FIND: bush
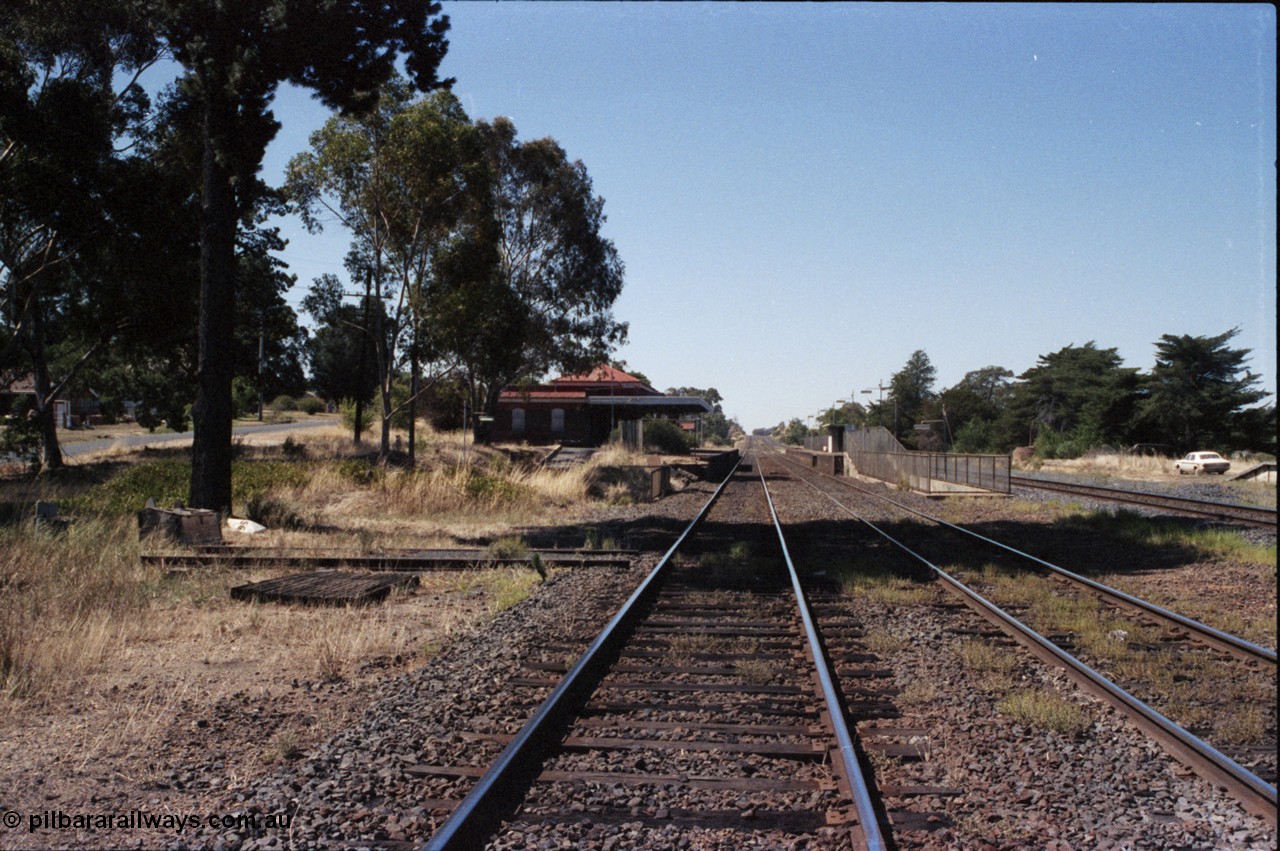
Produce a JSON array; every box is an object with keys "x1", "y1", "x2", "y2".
[
  {"x1": 240, "y1": 491, "x2": 306, "y2": 529},
  {"x1": 1033, "y1": 427, "x2": 1089, "y2": 460},
  {"x1": 335, "y1": 458, "x2": 382, "y2": 486},
  {"x1": 271, "y1": 394, "x2": 299, "y2": 412},
  {"x1": 642, "y1": 417, "x2": 693, "y2": 455},
  {"x1": 1, "y1": 405, "x2": 41, "y2": 470},
  {"x1": 231, "y1": 376, "x2": 258, "y2": 419},
  {"x1": 339, "y1": 398, "x2": 374, "y2": 438},
  {"x1": 373, "y1": 379, "x2": 415, "y2": 429},
  {"x1": 464, "y1": 471, "x2": 528, "y2": 503},
  {"x1": 298, "y1": 396, "x2": 326, "y2": 415},
  {"x1": 952, "y1": 418, "x2": 1000, "y2": 454}
]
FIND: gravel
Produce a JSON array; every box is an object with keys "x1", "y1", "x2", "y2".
[{"x1": 173, "y1": 462, "x2": 1274, "y2": 850}]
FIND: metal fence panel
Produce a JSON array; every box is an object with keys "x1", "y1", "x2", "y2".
[
  {"x1": 847, "y1": 448, "x2": 1009, "y2": 493},
  {"x1": 795, "y1": 428, "x2": 1009, "y2": 493}
]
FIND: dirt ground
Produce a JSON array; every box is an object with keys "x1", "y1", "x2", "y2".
[{"x1": 0, "y1": 561, "x2": 537, "y2": 850}]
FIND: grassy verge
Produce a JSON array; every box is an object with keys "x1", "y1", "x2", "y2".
[
  {"x1": 1063, "y1": 509, "x2": 1276, "y2": 566},
  {"x1": 0, "y1": 434, "x2": 633, "y2": 709}
]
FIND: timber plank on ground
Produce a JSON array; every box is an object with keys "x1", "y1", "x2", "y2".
[
  {"x1": 229, "y1": 570, "x2": 418, "y2": 605},
  {"x1": 143, "y1": 546, "x2": 633, "y2": 571}
]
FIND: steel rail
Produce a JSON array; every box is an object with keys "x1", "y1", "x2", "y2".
[
  {"x1": 757, "y1": 464, "x2": 888, "y2": 851},
  {"x1": 1011, "y1": 475, "x2": 1277, "y2": 529},
  {"x1": 772, "y1": 450, "x2": 1276, "y2": 667},
  {"x1": 762, "y1": 453, "x2": 1278, "y2": 826},
  {"x1": 422, "y1": 453, "x2": 744, "y2": 850}
]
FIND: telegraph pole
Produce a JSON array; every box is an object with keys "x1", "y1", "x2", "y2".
[
  {"x1": 257, "y1": 324, "x2": 264, "y2": 422},
  {"x1": 350, "y1": 272, "x2": 372, "y2": 446}
]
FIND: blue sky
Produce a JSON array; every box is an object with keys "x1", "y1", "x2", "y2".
[{"x1": 260, "y1": 3, "x2": 1276, "y2": 430}]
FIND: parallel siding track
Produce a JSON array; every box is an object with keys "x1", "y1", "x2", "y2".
[
  {"x1": 764, "y1": 447, "x2": 1276, "y2": 825},
  {"x1": 1011, "y1": 475, "x2": 1277, "y2": 529}
]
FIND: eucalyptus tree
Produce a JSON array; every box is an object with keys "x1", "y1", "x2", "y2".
[
  {"x1": 470, "y1": 117, "x2": 627, "y2": 414},
  {"x1": 154, "y1": 0, "x2": 451, "y2": 509},
  {"x1": 937, "y1": 366, "x2": 1013, "y2": 452},
  {"x1": 301, "y1": 272, "x2": 380, "y2": 438},
  {"x1": 288, "y1": 85, "x2": 487, "y2": 458}
]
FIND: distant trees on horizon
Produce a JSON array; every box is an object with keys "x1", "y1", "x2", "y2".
[{"x1": 779, "y1": 328, "x2": 1275, "y2": 457}]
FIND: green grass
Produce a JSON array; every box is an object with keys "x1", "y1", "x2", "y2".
[
  {"x1": 834, "y1": 550, "x2": 932, "y2": 605},
  {"x1": 997, "y1": 689, "x2": 1091, "y2": 737},
  {"x1": 62, "y1": 459, "x2": 312, "y2": 515},
  {"x1": 1066, "y1": 509, "x2": 1276, "y2": 566}
]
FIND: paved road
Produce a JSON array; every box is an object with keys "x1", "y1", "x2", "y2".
[{"x1": 59, "y1": 418, "x2": 336, "y2": 457}]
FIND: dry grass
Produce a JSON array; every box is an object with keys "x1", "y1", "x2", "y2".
[
  {"x1": 0, "y1": 425, "x2": 620, "y2": 712},
  {"x1": 667, "y1": 630, "x2": 719, "y2": 661},
  {"x1": 735, "y1": 659, "x2": 776, "y2": 686},
  {"x1": 861, "y1": 629, "x2": 907, "y2": 656},
  {"x1": 666, "y1": 630, "x2": 760, "y2": 663},
  {"x1": 997, "y1": 688, "x2": 1091, "y2": 736},
  {"x1": 954, "y1": 638, "x2": 1018, "y2": 675},
  {"x1": 1014, "y1": 450, "x2": 1277, "y2": 508},
  {"x1": 899, "y1": 679, "x2": 939, "y2": 705}
]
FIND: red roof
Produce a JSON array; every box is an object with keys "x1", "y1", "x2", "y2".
[
  {"x1": 553, "y1": 364, "x2": 646, "y2": 385},
  {"x1": 551, "y1": 365, "x2": 660, "y2": 396},
  {"x1": 498, "y1": 365, "x2": 664, "y2": 406}
]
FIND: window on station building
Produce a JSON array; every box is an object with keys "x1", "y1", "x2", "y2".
[
  {"x1": 512, "y1": 408, "x2": 525, "y2": 433},
  {"x1": 550, "y1": 408, "x2": 565, "y2": 434}
]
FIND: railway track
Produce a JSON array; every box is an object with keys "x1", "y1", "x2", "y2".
[
  {"x1": 176, "y1": 439, "x2": 1276, "y2": 848},
  {"x1": 1011, "y1": 474, "x2": 1277, "y2": 529},
  {"x1": 780, "y1": 453, "x2": 1275, "y2": 667},
  {"x1": 762, "y1": 447, "x2": 1277, "y2": 825},
  {"x1": 424, "y1": 453, "x2": 902, "y2": 849}
]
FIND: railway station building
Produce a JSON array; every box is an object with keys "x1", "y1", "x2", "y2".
[{"x1": 491, "y1": 365, "x2": 712, "y2": 446}]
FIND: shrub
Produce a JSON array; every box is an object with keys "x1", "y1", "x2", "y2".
[
  {"x1": 464, "y1": 471, "x2": 527, "y2": 504},
  {"x1": 336, "y1": 458, "x2": 382, "y2": 486},
  {"x1": 643, "y1": 417, "x2": 693, "y2": 455},
  {"x1": 298, "y1": 396, "x2": 326, "y2": 415},
  {"x1": 62, "y1": 458, "x2": 311, "y2": 517},
  {"x1": 339, "y1": 398, "x2": 374, "y2": 438},
  {"x1": 271, "y1": 394, "x2": 299, "y2": 412},
  {"x1": 232, "y1": 376, "x2": 258, "y2": 419},
  {"x1": 1, "y1": 406, "x2": 41, "y2": 471},
  {"x1": 952, "y1": 418, "x2": 1000, "y2": 454},
  {"x1": 240, "y1": 491, "x2": 306, "y2": 529}
]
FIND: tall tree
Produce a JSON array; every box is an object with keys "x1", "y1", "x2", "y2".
[
  {"x1": 155, "y1": 0, "x2": 451, "y2": 509},
  {"x1": 301, "y1": 273, "x2": 380, "y2": 420},
  {"x1": 287, "y1": 85, "x2": 486, "y2": 458},
  {"x1": 1136, "y1": 328, "x2": 1270, "y2": 453},
  {"x1": 937, "y1": 366, "x2": 1013, "y2": 451},
  {"x1": 470, "y1": 116, "x2": 627, "y2": 414},
  {"x1": 999, "y1": 342, "x2": 1140, "y2": 453},
  {"x1": 0, "y1": 0, "x2": 157, "y2": 468},
  {"x1": 887, "y1": 349, "x2": 936, "y2": 442}
]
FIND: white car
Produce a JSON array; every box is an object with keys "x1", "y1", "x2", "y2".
[{"x1": 1174, "y1": 451, "x2": 1230, "y2": 475}]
